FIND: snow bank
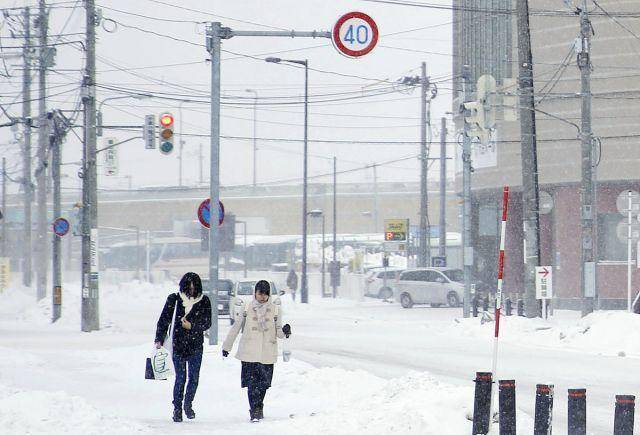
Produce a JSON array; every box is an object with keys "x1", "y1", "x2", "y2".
[
  {"x1": 0, "y1": 384, "x2": 150, "y2": 435},
  {"x1": 454, "y1": 310, "x2": 640, "y2": 357}
]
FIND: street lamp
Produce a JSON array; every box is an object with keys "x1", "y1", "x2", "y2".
[
  {"x1": 308, "y1": 209, "x2": 326, "y2": 298},
  {"x1": 97, "y1": 94, "x2": 150, "y2": 137},
  {"x1": 245, "y1": 89, "x2": 258, "y2": 187},
  {"x1": 266, "y1": 56, "x2": 310, "y2": 303}
]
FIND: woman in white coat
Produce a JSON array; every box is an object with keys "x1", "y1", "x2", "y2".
[{"x1": 222, "y1": 280, "x2": 291, "y2": 422}]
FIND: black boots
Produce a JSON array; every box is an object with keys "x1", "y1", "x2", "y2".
[
  {"x1": 172, "y1": 408, "x2": 182, "y2": 422},
  {"x1": 184, "y1": 405, "x2": 196, "y2": 419},
  {"x1": 256, "y1": 406, "x2": 264, "y2": 420},
  {"x1": 250, "y1": 407, "x2": 264, "y2": 422}
]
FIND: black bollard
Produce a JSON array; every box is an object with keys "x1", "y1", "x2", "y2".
[
  {"x1": 483, "y1": 296, "x2": 489, "y2": 312},
  {"x1": 472, "y1": 295, "x2": 479, "y2": 317},
  {"x1": 534, "y1": 384, "x2": 554, "y2": 434},
  {"x1": 505, "y1": 298, "x2": 513, "y2": 316},
  {"x1": 614, "y1": 395, "x2": 635, "y2": 435},
  {"x1": 472, "y1": 372, "x2": 493, "y2": 434},
  {"x1": 499, "y1": 380, "x2": 516, "y2": 435},
  {"x1": 517, "y1": 299, "x2": 524, "y2": 316},
  {"x1": 568, "y1": 389, "x2": 587, "y2": 435}
]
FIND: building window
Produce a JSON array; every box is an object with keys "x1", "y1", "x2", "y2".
[{"x1": 597, "y1": 213, "x2": 626, "y2": 261}]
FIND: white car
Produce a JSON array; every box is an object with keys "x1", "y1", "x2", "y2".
[
  {"x1": 363, "y1": 268, "x2": 403, "y2": 299},
  {"x1": 229, "y1": 279, "x2": 282, "y2": 324},
  {"x1": 394, "y1": 268, "x2": 464, "y2": 308}
]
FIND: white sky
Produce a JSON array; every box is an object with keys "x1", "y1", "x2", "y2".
[{"x1": 1, "y1": 0, "x2": 454, "y2": 194}]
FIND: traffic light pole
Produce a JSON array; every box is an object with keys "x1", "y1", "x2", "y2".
[
  {"x1": 206, "y1": 24, "x2": 331, "y2": 341},
  {"x1": 22, "y1": 7, "x2": 33, "y2": 288}
]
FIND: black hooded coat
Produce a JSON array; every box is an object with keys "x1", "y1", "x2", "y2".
[{"x1": 155, "y1": 291, "x2": 212, "y2": 357}]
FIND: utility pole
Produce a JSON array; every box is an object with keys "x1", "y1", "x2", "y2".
[
  {"x1": 1, "y1": 158, "x2": 6, "y2": 258},
  {"x1": 462, "y1": 65, "x2": 473, "y2": 318},
  {"x1": 81, "y1": 0, "x2": 100, "y2": 331},
  {"x1": 332, "y1": 156, "x2": 337, "y2": 298},
  {"x1": 36, "y1": 0, "x2": 48, "y2": 301},
  {"x1": 439, "y1": 117, "x2": 447, "y2": 258},
  {"x1": 206, "y1": 22, "x2": 222, "y2": 344},
  {"x1": 22, "y1": 6, "x2": 33, "y2": 287},
  {"x1": 372, "y1": 164, "x2": 379, "y2": 233},
  {"x1": 516, "y1": 0, "x2": 541, "y2": 318},
  {"x1": 578, "y1": 1, "x2": 595, "y2": 316},
  {"x1": 198, "y1": 143, "x2": 203, "y2": 185},
  {"x1": 245, "y1": 89, "x2": 258, "y2": 187},
  {"x1": 50, "y1": 110, "x2": 68, "y2": 323},
  {"x1": 419, "y1": 62, "x2": 429, "y2": 267}
]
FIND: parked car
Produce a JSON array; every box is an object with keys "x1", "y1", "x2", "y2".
[
  {"x1": 394, "y1": 268, "x2": 464, "y2": 308},
  {"x1": 201, "y1": 278, "x2": 234, "y2": 316},
  {"x1": 229, "y1": 279, "x2": 283, "y2": 323},
  {"x1": 363, "y1": 268, "x2": 403, "y2": 299}
]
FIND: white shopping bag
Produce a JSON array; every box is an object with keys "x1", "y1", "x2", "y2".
[{"x1": 151, "y1": 346, "x2": 173, "y2": 380}]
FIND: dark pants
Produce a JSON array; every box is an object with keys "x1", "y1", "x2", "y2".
[
  {"x1": 172, "y1": 351, "x2": 202, "y2": 410},
  {"x1": 241, "y1": 361, "x2": 274, "y2": 411}
]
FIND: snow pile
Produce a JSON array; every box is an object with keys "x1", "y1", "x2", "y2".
[
  {"x1": 454, "y1": 310, "x2": 640, "y2": 357},
  {"x1": 0, "y1": 385, "x2": 150, "y2": 435}
]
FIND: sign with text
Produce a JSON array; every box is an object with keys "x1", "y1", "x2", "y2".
[
  {"x1": 535, "y1": 266, "x2": 553, "y2": 300},
  {"x1": 384, "y1": 219, "x2": 409, "y2": 242}
]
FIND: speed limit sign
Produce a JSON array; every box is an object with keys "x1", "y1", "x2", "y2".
[{"x1": 332, "y1": 12, "x2": 379, "y2": 58}]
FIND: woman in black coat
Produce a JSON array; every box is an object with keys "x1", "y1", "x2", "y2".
[{"x1": 155, "y1": 272, "x2": 211, "y2": 422}]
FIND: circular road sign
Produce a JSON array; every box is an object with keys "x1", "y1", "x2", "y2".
[
  {"x1": 197, "y1": 199, "x2": 224, "y2": 229},
  {"x1": 332, "y1": 12, "x2": 378, "y2": 58},
  {"x1": 52, "y1": 217, "x2": 70, "y2": 237}
]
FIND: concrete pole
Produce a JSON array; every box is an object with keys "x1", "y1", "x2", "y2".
[
  {"x1": 301, "y1": 60, "x2": 309, "y2": 304},
  {"x1": 372, "y1": 164, "x2": 379, "y2": 234},
  {"x1": 628, "y1": 192, "x2": 633, "y2": 312},
  {"x1": 136, "y1": 226, "x2": 140, "y2": 281},
  {"x1": 516, "y1": 0, "x2": 542, "y2": 317},
  {"x1": 22, "y1": 7, "x2": 33, "y2": 287},
  {"x1": 245, "y1": 89, "x2": 258, "y2": 187},
  {"x1": 36, "y1": 0, "x2": 48, "y2": 301},
  {"x1": 1, "y1": 158, "x2": 6, "y2": 258},
  {"x1": 462, "y1": 66, "x2": 473, "y2": 318},
  {"x1": 419, "y1": 62, "x2": 428, "y2": 268},
  {"x1": 207, "y1": 22, "x2": 222, "y2": 344},
  {"x1": 439, "y1": 117, "x2": 447, "y2": 258},
  {"x1": 81, "y1": 0, "x2": 100, "y2": 331},
  {"x1": 199, "y1": 143, "x2": 204, "y2": 185},
  {"x1": 146, "y1": 230, "x2": 150, "y2": 282},
  {"x1": 332, "y1": 156, "x2": 337, "y2": 298},
  {"x1": 178, "y1": 102, "x2": 184, "y2": 187},
  {"x1": 321, "y1": 214, "x2": 325, "y2": 297},
  {"x1": 579, "y1": 3, "x2": 595, "y2": 316},
  {"x1": 51, "y1": 113, "x2": 62, "y2": 322}
]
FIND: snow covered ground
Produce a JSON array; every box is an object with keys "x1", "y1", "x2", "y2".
[{"x1": 0, "y1": 279, "x2": 637, "y2": 434}]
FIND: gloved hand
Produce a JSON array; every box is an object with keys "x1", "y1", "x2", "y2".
[
  {"x1": 222, "y1": 350, "x2": 229, "y2": 358},
  {"x1": 282, "y1": 323, "x2": 291, "y2": 338}
]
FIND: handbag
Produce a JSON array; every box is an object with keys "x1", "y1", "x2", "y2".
[{"x1": 146, "y1": 293, "x2": 179, "y2": 380}]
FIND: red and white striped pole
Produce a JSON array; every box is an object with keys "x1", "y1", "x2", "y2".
[{"x1": 490, "y1": 186, "x2": 510, "y2": 422}]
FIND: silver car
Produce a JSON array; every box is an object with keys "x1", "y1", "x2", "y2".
[{"x1": 394, "y1": 268, "x2": 464, "y2": 308}]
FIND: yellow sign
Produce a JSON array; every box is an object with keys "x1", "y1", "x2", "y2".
[
  {"x1": 0, "y1": 257, "x2": 10, "y2": 293},
  {"x1": 384, "y1": 219, "x2": 409, "y2": 242}
]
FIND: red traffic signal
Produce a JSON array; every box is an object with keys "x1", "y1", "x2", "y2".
[
  {"x1": 159, "y1": 112, "x2": 174, "y2": 154},
  {"x1": 160, "y1": 113, "x2": 174, "y2": 127}
]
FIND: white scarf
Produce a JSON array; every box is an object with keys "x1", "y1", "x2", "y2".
[
  {"x1": 251, "y1": 299, "x2": 270, "y2": 331},
  {"x1": 179, "y1": 292, "x2": 203, "y2": 316}
]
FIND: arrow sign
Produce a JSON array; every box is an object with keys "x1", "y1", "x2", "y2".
[
  {"x1": 197, "y1": 199, "x2": 224, "y2": 229},
  {"x1": 535, "y1": 266, "x2": 553, "y2": 300},
  {"x1": 538, "y1": 267, "x2": 550, "y2": 278}
]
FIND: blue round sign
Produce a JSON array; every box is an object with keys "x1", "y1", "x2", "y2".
[{"x1": 52, "y1": 217, "x2": 70, "y2": 237}]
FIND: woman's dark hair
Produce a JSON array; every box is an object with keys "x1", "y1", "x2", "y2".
[
  {"x1": 179, "y1": 272, "x2": 203, "y2": 297},
  {"x1": 255, "y1": 280, "x2": 271, "y2": 296}
]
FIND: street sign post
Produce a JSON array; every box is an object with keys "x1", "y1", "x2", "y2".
[
  {"x1": 197, "y1": 198, "x2": 225, "y2": 229},
  {"x1": 384, "y1": 218, "x2": 409, "y2": 252},
  {"x1": 103, "y1": 138, "x2": 118, "y2": 176},
  {"x1": 52, "y1": 217, "x2": 70, "y2": 237},
  {"x1": 143, "y1": 115, "x2": 156, "y2": 149},
  {"x1": 0, "y1": 257, "x2": 9, "y2": 293},
  {"x1": 535, "y1": 266, "x2": 553, "y2": 319},
  {"x1": 332, "y1": 12, "x2": 378, "y2": 58}
]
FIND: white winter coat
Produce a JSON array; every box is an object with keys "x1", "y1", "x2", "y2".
[{"x1": 222, "y1": 299, "x2": 285, "y2": 364}]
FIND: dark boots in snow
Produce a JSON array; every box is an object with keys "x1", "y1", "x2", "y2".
[
  {"x1": 184, "y1": 405, "x2": 195, "y2": 419},
  {"x1": 173, "y1": 408, "x2": 183, "y2": 422}
]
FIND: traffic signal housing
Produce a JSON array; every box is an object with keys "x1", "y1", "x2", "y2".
[
  {"x1": 158, "y1": 112, "x2": 174, "y2": 154},
  {"x1": 463, "y1": 101, "x2": 489, "y2": 144}
]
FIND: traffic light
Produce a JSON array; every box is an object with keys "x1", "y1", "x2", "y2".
[
  {"x1": 158, "y1": 112, "x2": 174, "y2": 154},
  {"x1": 463, "y1": 101, "x2": 489, "y2": 144}
]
